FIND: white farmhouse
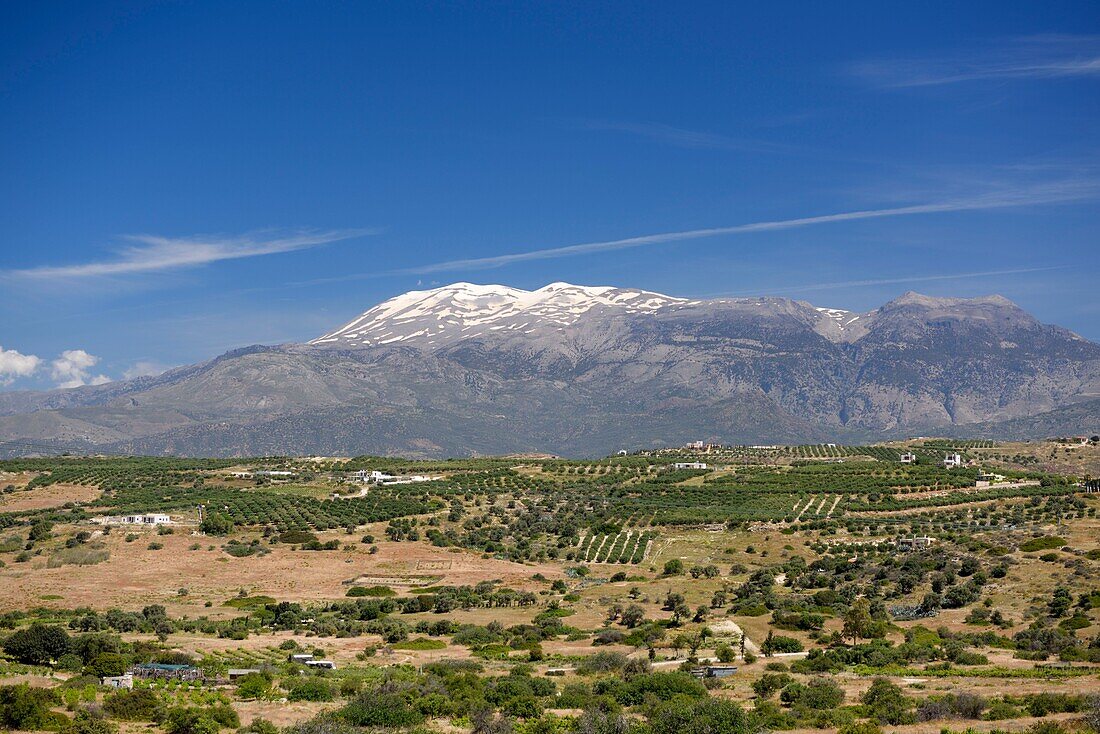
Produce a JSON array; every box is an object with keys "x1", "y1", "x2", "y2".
[{"x1": 94, "y1": 514, "x2": 172, "y2": 526}]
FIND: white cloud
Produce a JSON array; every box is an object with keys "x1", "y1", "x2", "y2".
[
  {"x1": 122, "y1": 361, "x2": 170, "y2": 380},
  {"x1": 699, "y1": 266, "x2": 1069, "y2": 298},
  {"x1": 850, "y1": 35, "x2": 1100, "y2": 88},
  {"x1": 393, "y1": 178, "x2": 1099, "y2": 276},
  {"x1": 51, "y1": 350, "x2": 111, "y2": 389},
  {"x1": 0, "y1": 346, "x2": 41, "y2": 386},
  {"x1": 6, "y1": 228, "x2": 373, "y2": 280},
  {"x1": 576, "y1": 119, "x2": 788, "y2": 153}
]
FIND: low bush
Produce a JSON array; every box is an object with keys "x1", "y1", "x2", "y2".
[{"x1": 287, "y1": 678, "x2": 334, "y2": 702}]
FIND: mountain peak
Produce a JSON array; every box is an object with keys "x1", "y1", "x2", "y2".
[
  {"x1": 309, "y1": 281, "x2": 688, "y2": 348},
  {"x1": 887, "y1": 291, "x2": 1018, "y2": 309}
]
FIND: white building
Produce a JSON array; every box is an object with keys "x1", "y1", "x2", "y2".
[
  {"x1": 94, "y1": 514, "x2": 171, "y2": 526},
  {"x1": 674, "y1": 462, "x2": 708, "y2": 470},
  {"x1": 942, "y1": 453, "x2": 963, "y2": 468},
  {"x1": 899, "y1": 452, "x2": 917, "y2": 464},
  {"x1": 897, "y1": 536, "x2": 936, "y2": 551},
  {"x1": 387, "y1": 474, "x2": 441, "y2": 484},
  {"x1": 685, "y1": 440, "x2": 705, "y2": 450},
  {"x1": 351, "y1": 469, "x2": 393, "y2": 483},
  {"x1": 976, "y1": 471, "x2": 1006, "y2": 487},
  {"x1": 351, "y1": 469, "x2": 439, "y2": 484}
]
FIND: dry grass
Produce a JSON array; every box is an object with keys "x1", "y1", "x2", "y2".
[
  {"x1": 0, "y1": 522, "x2": 564, "y2": 615},
  {"x1": 0, "y1": 482, "x2": 102, "y2": 512}
]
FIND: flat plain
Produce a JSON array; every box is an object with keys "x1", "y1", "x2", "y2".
[{"x1": 0, "y1": 440, "x2": 1097, "y2": 734}]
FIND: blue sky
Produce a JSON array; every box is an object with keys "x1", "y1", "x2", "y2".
[{"x1": 1, "y1": 1, "x2": 1098, "y2": 389}]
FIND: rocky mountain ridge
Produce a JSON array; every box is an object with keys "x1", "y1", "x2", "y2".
[{"x1": 0, "y1": 284, "x2": 1096, "y2": 457}]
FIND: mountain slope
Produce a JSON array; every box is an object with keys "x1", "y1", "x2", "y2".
[{"x1": 0, "y1": 283, "x2": 1096, "y2": 457}]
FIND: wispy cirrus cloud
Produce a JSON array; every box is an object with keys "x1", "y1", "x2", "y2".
[
  {"x1": 6, "y1": 228, "x2": 373, "y2": 280},
  {"x1": 850, "y1": 34, "x2": 1100, "y2": 88},
  {"x1": 575, "y1": 119, "x2": 790, "y2": 153},
  {"x1": 385, "y1": 176, "x2": 1098, "y2": 277},
  {"x1": 700, "y1": 266, "x2": 1070, "y2": 298}
]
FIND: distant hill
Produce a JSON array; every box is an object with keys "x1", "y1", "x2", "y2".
[{"x1": 0, "y1": 283, "x2": 1097, "y2": 457}]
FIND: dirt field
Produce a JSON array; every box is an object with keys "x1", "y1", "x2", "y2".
[
  {"x1": 0, "y1": 523, "x2": 565, "y2": 615},
  {"x1": 0, "y1": 481, "x2": 102, "y2": 512},
  {"x1": 969, "y1": 440, "x2": 1100, "y2": 476},
  {"x1": 234, "y1": 700, "x2": 336, "y2": 727}
]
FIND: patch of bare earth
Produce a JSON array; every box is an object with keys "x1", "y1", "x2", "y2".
[
  {"x1": 0, "y1": 526, "x2": 563, "y2": 614},
  {"x1": 233, "y1": 700, "x2": 335, "y2": 727},
  {"x1": 0, "y1": 483, "x2": 102, "y2": 512}
]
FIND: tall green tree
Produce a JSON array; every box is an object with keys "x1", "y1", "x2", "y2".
[{"x1": 2, "y1": 623, "x2": 71, "y2": 665}]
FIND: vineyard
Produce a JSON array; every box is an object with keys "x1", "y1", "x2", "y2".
[{"x1": 575, "y1": 530, "x2": 654, "y2": 564}]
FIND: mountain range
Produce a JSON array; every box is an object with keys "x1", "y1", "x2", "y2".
[{"x1": 0, "y1": 282, "x2": 1097, "y2": 457}]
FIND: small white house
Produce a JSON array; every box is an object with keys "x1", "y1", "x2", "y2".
[
  {"x1": 976, "y1": 471, "x2": 1006, "y2": 487},
  {"x1": 943, "y1": 453, "x2": 963, "y2": 468},
  {"x1": 386, "y1": 474, "x2": 441, "y2": 484},
  {"x1": 674, "y1": 462, "x2": 708, "y2": 470},
  {"x1": 899, "y1": 452, "x2": 917, "y2": 464},
  {"x1": 351, "y1": 470, "x2": 393, "y2": 483},
  {"x1": 352, "y1": 469, "x2": 440, "y2": 484},
  {"x1": 94, "y1": 514, "x2": 171, "y2": 526}
]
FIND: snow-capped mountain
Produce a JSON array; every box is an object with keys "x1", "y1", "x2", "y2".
[
  {"x1": 1, "y1": 285, "x2": 1097, "y2": 458},
  {"x1": 308, "y1": 280, "x2": 875, "y2": 349},
  {"x1": 310, "y1": 282, "x2": 693, "y2": 348}
]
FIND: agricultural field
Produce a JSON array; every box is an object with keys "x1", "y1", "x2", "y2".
[{"x1": 0, "y1": 442, "x2": 1097, "y2": 734}]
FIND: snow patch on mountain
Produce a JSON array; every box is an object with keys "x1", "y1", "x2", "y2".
[
  {"x1": 815, "y1": 306, "x2": 861, "y2": 328},
  {"x1": 310, "y1": 282, "x2": 691, "y2": 348}
]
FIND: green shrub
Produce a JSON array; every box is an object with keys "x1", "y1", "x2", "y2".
[
  {"x1": 164, "y1": 705, "x2": 238, "y2": 734},
  {"x1": 1019, "y1": 537, "x2": 1065, "y2": 552},
  {"x1": 235, "y1": 672, "x2": 274, "y2": 700},
  {"x1": 344, "y1": 585, "x2": 395, "y2": 598},
  {"x1": 761, "y1": 633, "x2": 803, "y2": 655},
  {"x1": 392, "y1": 638, "x2": 446, "y2": 650},
  {"x1": 0, "y1": 684, "x2": 67, "y2": 731},
  {"x1": 278, "y1": 531, "x2": 318, "y2": 545},
  {"x1": 287, "y1": 678, "x2": 334, "y2": 702},
  {"x1": 341, "y1": 691, "x2": 423, "y2": 728},
  {"x1": 62, "y1": 711, "x2": 118, "y2": 734},
  {"x1": 103, "y1": 688, "x2": 164, "y2": 721},
  {"x1": 200, "y1": 514, "x2": 234, "y2": 536}
]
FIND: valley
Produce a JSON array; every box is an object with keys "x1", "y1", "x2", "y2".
[{"x1": 0, "y1": 439, "x2": 1097, "y2": 734}]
